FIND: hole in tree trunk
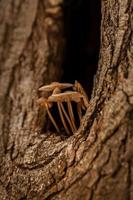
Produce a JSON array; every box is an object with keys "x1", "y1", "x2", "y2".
[
  {"x1": 62, "y1": 0, "x2": 101, "y2": 98},
  {"x1": 41, "y1": 0, "x2": 101, "y2": 136}
]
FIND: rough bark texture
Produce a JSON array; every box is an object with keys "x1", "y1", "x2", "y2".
[{"x1": 0, "y1": 0, "x2": 133, "y2": 200}]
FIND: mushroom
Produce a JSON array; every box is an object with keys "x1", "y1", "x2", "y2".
[
  {"x1": 73, "y1": 80, "x2": 89, "y2": 109},
  {"x1": 37, "y1": 81, "x2": 89, "y2": 134},
  {"x1": 48, "y1": 91, "x2": 84, "y2": 134},
  {"x1": 38, "y1": 82, "x2": 73, "y2": 134},
  {"x1": 37, "y1": 97, "x2": 60, "y2": 133},
  {"x1": 39, "y1": 82, "x2": 73, "y2": 93},
  {"x1": 48, "y1": 91, "x2": 83, "y2": 102}
]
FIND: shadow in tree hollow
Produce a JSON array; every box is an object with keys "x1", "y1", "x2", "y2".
[{"x1": 62, "y1": 0, "x2": 101, "y2": 97}]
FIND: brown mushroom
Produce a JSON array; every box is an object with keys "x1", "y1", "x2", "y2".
[
  {"x1": 73, "y1": 80, "x2": 89, "y2": 109},
  {"x1": 37, "y1": 97, "x2": 60, "y2": 133},
  {"x1": 38, "y1": 82, "x2": 73, "y2": 92},
  {"x1": 48, "y1": 91, "x2": 83, "y2": 102},
  {"x1": 37, "y1": 81, "x2": 89, "y2": 134},
  {"x1": 48, "y1": 91, "x2": 84, "y2": 134}
]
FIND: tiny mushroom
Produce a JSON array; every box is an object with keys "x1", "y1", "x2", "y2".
[
  {"x1": 37, "y1": 97, "x2": 60, "y2": 133},
  {"x1": 39, "y1": 82, "x2": 73, "y2": 94},
  {"x1": 48, "y1": 91, "x2": 84, "y2": 134},
  {"x1": 73, "y1": 80, "x2": 89, "y2": 109},
  {"x1": 38, "y1": 81, "x2": 89, "y2": 135}
]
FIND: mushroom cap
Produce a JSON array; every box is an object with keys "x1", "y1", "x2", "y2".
[
  {"x1": 48, "y1": 91, "x2": 83, "y2": 103},
  {"x1": 38, "y1": 82, "x2": 73, "y2": 92}
]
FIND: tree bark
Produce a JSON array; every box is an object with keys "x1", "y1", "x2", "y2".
[{"x1": 0, "y1": 0, "x2": 133, "y2": 200}]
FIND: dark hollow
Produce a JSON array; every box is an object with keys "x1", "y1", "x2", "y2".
[{"x1": 62, "y1": 0, "x2": 101, "y2": 97}]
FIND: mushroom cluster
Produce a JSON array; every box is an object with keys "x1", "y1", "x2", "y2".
[{"x1": 37, "y1": 81, "x2": 89, "y2": 135}]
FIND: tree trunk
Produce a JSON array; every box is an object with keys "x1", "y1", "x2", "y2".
[{"x1": 0, "y1": 0, "x2": 133, "y2": 200}]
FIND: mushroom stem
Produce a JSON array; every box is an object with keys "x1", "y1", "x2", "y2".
[
  {"x1": 74, "y1": 80, "x2": 89, "y2": 108},
  {"x1": 57, "y1": 102, "x2": 71, "y2": 135},
  {"x1": 67, "y1": 100, "x2": 77, "y2": 132},
  {"x1": 45, "y1": 102, "x2": 60, "y2": 133},
  {"x1": 77, "y1": 103, "x2": 82, "y2": 123},
  {"x1": 59, "y1": 102, "x2": 75, "y2": 133}
]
